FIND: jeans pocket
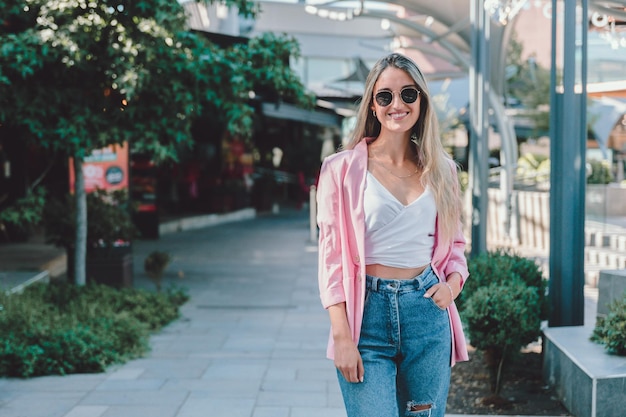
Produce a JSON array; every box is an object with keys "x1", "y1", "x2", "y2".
[
  {"x1": 424, "y1": 280, "x2": 448, "y2": 311},
  {"x1": 427, "y1": 296, "x2": 448, "y2": 311}
]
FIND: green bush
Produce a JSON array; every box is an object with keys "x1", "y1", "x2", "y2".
[
  {"x1": 516, "y1": 153, "x2": 550, "y2": 183},
  {"x1": 465, "y1": 281, "x2": 542, "y2": 352},
  {"x1": 459, "y1": 249, "x2": 547, "y2": 319},
  {"x1": 0, "y1": 282, "x2": 188, "y2": 378},
  {"x1": 43, "y1": 189, "x2": 138, "y2": 251},
  {"x1": 0, "y1": 187, "x2": 47, "y2": 241},
  {"x1": 587, "y1": 159, "x2": 613, "y2": 184},
  {"x1": 464, "y1": 281, "x2": 543, "y2": 394},
  {"x1": 591, "y1": 292, "x2": 626, "y2": 356},
  {"x1": 459, "y1": 249, "x2": 547, "y2": 395}
]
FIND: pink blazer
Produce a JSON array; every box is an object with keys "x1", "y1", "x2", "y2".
[{"x1": 316, "y1": 138, "x2": 470, "y2": 365}]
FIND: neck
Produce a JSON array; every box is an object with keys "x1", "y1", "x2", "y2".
[{"x1": 369, "y1": 133, "x2": 415, "y2": 164}]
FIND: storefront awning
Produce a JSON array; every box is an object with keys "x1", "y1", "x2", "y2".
[{"x1": 261, "y1": 102, "x2": 341, "y2": 127}]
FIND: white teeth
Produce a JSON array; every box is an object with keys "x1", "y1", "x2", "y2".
[{"x1": 390, "y1": 112, "x2": 408, "y2": 120}]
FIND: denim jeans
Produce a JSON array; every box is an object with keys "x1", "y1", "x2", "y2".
[{"x1": 337, "y1": 266, "x2": 452, "y2": 417}]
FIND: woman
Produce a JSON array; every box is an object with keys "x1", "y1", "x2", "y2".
[{"x1": 316, "y1": 53, "x2": 469, "y2": 417}]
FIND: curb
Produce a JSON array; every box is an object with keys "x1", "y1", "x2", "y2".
[{"x1": 158, "y1": 208, "x2": 256, "y2": 235}]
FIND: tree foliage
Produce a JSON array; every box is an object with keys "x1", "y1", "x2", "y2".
[
  {"x1": 0, "y1": 0, "x2": 312, "y2": 161},
  {"x1": 0, "y1": 0, "x2": 313, "y2": 285}
]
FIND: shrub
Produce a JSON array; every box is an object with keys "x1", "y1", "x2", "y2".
[
  {"x1": 459, "y1": 249, "x2": 547, "y2": 319},
  {"x1": 459, "y1": 249, "x2": 547, "y2": 395},
  {"x1": 0, "y1": 282, "x2": 188, "y2": 378},
  {"x1": 43, "y1": 189, "x2": 138, "y2": 251},
  {"x1": 465, "y1": 282, "x2": 542, "y2": 351},
  {"x1": 0, "y1": 187, "x2": 47, "y2": 241},
  {"x1": 586, "y1": 159, "x2": 613, "y2": 184},
  {"x1": 516, "y1": 153, "x2": 550, "y2": 183},
  {"x1": 464, "y1": 281, "x2": 543, "y2": 394},
  {"x1": 591, "y1": 292, "x2": 626, "y2": 356}
]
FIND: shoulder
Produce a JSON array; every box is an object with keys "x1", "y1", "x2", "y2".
[
  {"x1": 321, "y1": 143, "x2": 365, "y2": 171},
  {"x1": 322, "y1": 149, "x2": 353, "y2": 167},
  {"x1": 324, "y1": 139, "x2": 369, "y2": 165}
]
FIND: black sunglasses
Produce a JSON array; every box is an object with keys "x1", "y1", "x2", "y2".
[{"x1": 374, "y1": 87, "x2": 420, "y2": 107}]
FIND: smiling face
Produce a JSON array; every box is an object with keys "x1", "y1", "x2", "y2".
[{"x1": 370, "y1": 66, "x2": 421, "y2": 137}]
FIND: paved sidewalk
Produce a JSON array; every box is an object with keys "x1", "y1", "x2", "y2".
[
  {"x1": 1, "y1": 210, "x2": 346, "y2": 417},
  {"x1": 0, "y1": 209, "x2": 567, "y2": 417}
]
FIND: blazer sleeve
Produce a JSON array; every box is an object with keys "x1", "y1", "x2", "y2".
[
  {"x1": 443, "y1": 163, "x2": 469, "y2": 287},
  {"x1": 444, "y1": 224, "x2": 469, "y2": 287},
  {"x1": 316, "y1": 158, "x2": 346, "y2": 309}
]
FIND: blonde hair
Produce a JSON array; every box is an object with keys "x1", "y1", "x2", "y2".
[{"x1": 344, "y1": 53, "x2": 462, "y2": 245}]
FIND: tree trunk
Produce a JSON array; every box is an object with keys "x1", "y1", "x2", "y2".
[
  {"x1": 483, "y1": 347, "x2": 506, "y2": 395},
  {"x1": 73, "y1": 156, "x2": 87, "y2": 286}
]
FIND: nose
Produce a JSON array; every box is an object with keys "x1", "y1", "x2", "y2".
[
  {"x1": 391, "y1": 92, "x2": 406, "y2": 108},
  {"x1": 390, "y1": 92, "x2": 404, "y2": 107}
]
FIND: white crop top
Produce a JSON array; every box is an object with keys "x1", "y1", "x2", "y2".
[{"x1": 364, "y1": 171, "x2": 436, "y2": 268}]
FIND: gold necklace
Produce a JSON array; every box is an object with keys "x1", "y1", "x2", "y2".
[{"x1": 369, "y1": 158, "x2": 419, "y2": 179}]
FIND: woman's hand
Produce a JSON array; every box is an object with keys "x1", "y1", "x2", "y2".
[
  {"x1": 424, "y1": 282, "x2": 454, "y2": 308},
  {"x1": 424, "y1": 273, "x2": 461, "y2": 308},
  {"x1": 334, "y1": 338, "x2": 364, "y2": 383},
  {"x1": 327, "y1": 303, "x2": 364, "y2": 383}
]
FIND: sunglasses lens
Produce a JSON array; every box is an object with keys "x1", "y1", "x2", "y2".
[
  {"x1": 375, "y1": 91, "x2": 392, "y2": 106},
  {"x1": 401, "y1": 88, "x2": 419, "y2": 104},
  {"x1": 374, "y1": 88, "x2": 420, "y2": 106}
]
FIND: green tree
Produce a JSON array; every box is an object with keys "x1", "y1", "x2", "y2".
[
  {"x1": 459, "y1": 250, "x2": 547, "y2": 396},
  {"x1": 0, "y1": 0, "x2": 312, "y2": 285}
]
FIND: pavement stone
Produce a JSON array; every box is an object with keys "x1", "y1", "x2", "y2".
[{"x1": 0, "y1": 208, "x2": 572, "y2": 417}]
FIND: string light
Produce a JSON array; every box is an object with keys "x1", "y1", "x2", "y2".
[{"x1": 484, "y1": 0, "x2": 527, "y2": 25}]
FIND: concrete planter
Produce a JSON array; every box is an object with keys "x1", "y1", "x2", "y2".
[
  {"x1": 543, "y1": 324, "x2": 626, "y2": 417},
  {"x1": 66, "y1": 246, "x2": 133, "y2": 288},
  {"x1": 543, "y1": 269, "x2": 626, "y2": 417},
  {"x1": 86, "y1": 247, "x2": 133, "y2": 289}
]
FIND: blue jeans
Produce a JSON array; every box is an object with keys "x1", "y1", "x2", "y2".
[{"x1": 337, "y1": 266, "x2": 451, "y2": 417}]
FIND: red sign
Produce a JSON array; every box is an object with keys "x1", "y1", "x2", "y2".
[{"x1": 69, "y1": 142, "x2": 129, "y2": 193}]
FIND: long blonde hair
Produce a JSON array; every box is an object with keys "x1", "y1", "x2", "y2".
[{"x1": 344, "y1": 53, "x2": 463, "y2": 245}]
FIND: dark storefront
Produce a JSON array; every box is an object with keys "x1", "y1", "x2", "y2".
[{"x1": 147, "y1": 101, "x2": 341, "y2": 224}]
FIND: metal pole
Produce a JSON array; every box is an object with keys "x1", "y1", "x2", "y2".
[
  {"x1": 548, "y1": 0, "x2": 587, "y2": 327},
  {"x1": 469, "y1": 0, "x2": 490, "y2": 256},
  {"x1": 309, "y1": 185, "x2": 317, "y2": 243}
]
